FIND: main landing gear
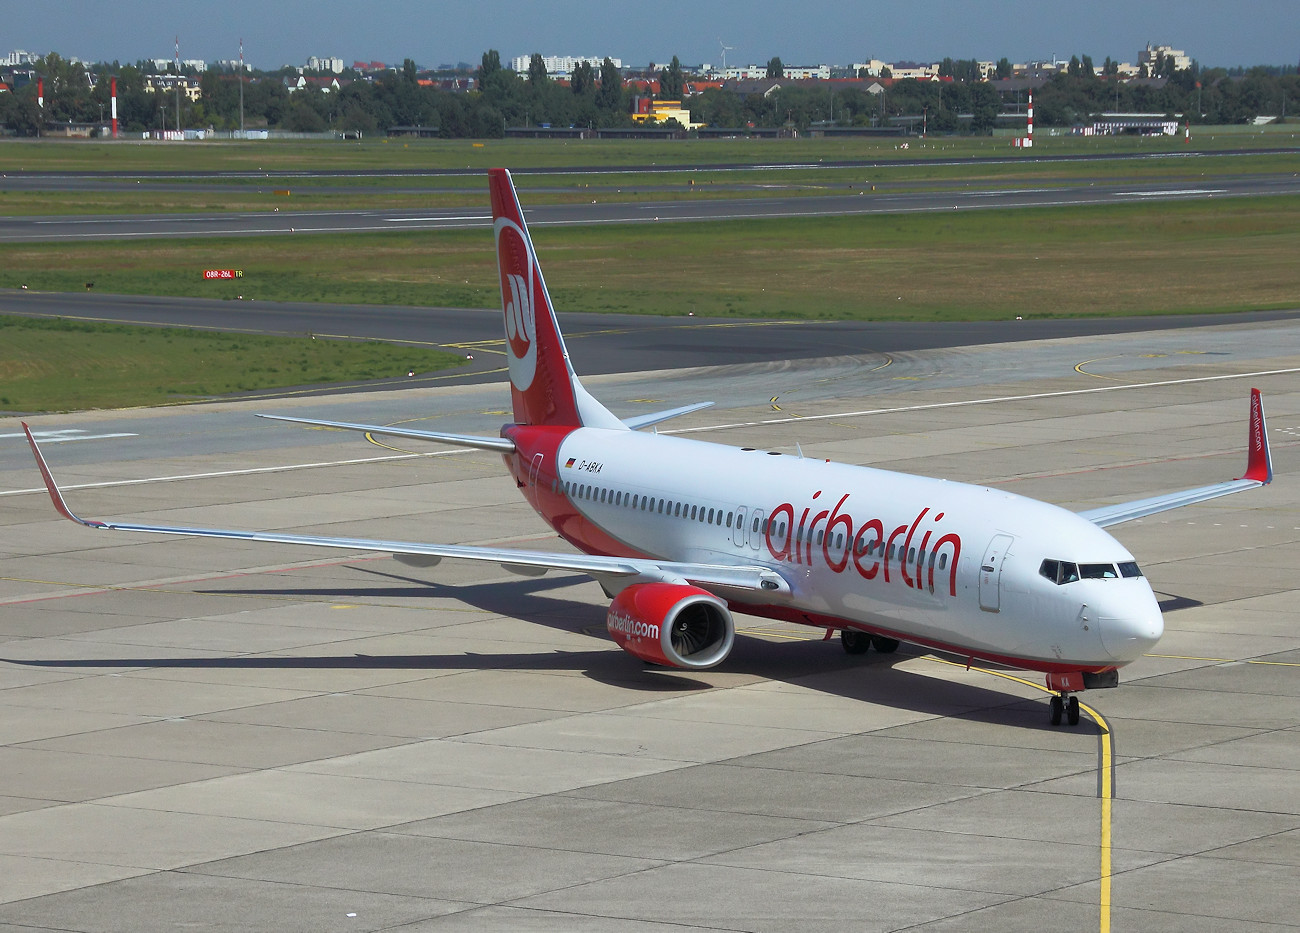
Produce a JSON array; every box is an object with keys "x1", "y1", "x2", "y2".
[
  {"x1": 1049, "y1": 694, "x2": 1081, "y2": 727},
  {"x1": 839, "y1": 629, "x2": 900, "y2": 655}
]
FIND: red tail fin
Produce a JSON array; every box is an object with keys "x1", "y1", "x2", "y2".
[{"x1": 489, "y1": 168, "x2": 582, "y2": 427}]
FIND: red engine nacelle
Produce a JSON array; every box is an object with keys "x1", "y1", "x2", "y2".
[{"x1": 606, "y1": 583, "x2": 734, "y2": 669}]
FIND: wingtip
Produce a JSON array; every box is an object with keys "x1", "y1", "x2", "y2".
[
  {"x1": 22, "y1": 423, "x2": 99, "y2": 527},
  {"x1": 1240, "y1": 388, "x2": 1273, "y2": 485}
]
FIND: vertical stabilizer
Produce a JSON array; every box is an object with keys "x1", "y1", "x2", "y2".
[{"x1": 488, "y1": 168, "x2": 623, "y2": 430}]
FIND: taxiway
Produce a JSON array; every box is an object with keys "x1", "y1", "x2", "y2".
[{"x1": 2, "y1": 318, "x2": 1297, "y2": 931}]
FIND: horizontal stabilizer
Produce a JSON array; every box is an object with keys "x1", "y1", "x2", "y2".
[
  {"x1": 622, "y1": 402, "x2": 714, "y2": 431},
  {"x1": 255, "y1": 414, "x2": 515, "y2": 453}
]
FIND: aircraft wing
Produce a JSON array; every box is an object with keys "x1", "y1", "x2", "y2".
[
  {"x1": 22, "y1": 424, "x2": 788, "y2": 596},
  {"x1": 1078, "y1": 389, "x2": 1273, "y2": 528}
]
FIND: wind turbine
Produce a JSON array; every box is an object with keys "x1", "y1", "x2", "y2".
[{"x1": 718, "y1": 38, "x2": 734, "y2": 75}]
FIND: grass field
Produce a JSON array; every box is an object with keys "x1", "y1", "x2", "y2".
[
  {"x1": 3, "y1": 128, "x2": 1297, "y2": 175},
  {"x1": 4, "y1": 195, "x2": 1297, "y2": 320},
  {"x1": 0, "y1": 316, "x2": 467, "y2": 412}
]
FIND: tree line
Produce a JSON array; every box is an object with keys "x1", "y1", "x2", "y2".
[{"x1": 2, "y1": 51, "x2": 1297, "y2": 137}]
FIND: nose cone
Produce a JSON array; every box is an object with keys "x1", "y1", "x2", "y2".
[{"x1": 1099, "y1": 587, "x2": 1164, "y2": 662}]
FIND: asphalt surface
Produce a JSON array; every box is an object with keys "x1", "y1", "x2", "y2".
[
  {"x1": 2, "y1": 320, "x2": 1297, "y2": 931},
  {"x1": 5, "y1": 145, "x2": 1298, "y2": 181},
  {"x1": 5, "y1": 288, "x2": 1300, "y2": 398},
  {"x1": 3, "y1": 172, "x2": 1298, "y2": 242}
]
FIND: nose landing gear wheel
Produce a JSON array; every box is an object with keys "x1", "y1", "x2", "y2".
[
  {"x1": 1049, "y1": 695, "x2": 1082, "y2": 726},
  {"x1": 870, "y1": 635, "x2": 900, "y2": 653}
]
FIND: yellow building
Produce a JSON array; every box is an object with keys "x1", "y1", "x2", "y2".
[{"x1": 631, "y1": 100, "x2": 704, "y2": 130}]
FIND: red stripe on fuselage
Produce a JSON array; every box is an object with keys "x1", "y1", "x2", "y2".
[{"x1": 728, "y1": 599, "x2": 1118, "y2": 675}]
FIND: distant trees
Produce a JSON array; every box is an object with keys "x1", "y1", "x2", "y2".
[
  {"x1": 659, "y1": 56, "x2": 685, "y2": 99},
  {"x1": 597, "y1": 57, "x2": 624, "y2": 111},
  {"x1": 5, "y1": 46, "x2": 1298, "y2": 138},
  {"x1": 766, "y1": 57, "x2": 784, "y2": 79}
]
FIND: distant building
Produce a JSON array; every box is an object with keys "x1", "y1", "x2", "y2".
[
  {"x1": 1139, "y1": 44, "x2": 1192, "y2": 72},
  {"x1": 720, "y1": 63, "x2": 829, "y2": 80},
  {"x1": 895, "y1": 62, "x2": 943, "y2": 80},
  {"x1": 144, "y1": 73, "x2": 201, "y2": 101},
  {"x1": 0, "y1": 49, "x2": 38, "y2": 67},
  {"x1": 853, "y1": 60, "x2": 889, "y2": 77},
  {"x1": 307, "y1": 56, "x2": 344, "y2": 74},
  {"x1": 151, "y1": 58, "x2": 206, "y2": 72},
  {"x1": 509, "y1": 55, "x2": 621, "y2": 76},
  {"x1": 1088, "y1": 112, "x2": 1181, "y2": 135},
  {"x1": 285, "y1": 75, "x2": 342, "y2": 93},
  {"x1": 630, "y1": 98, "x2": 703, "y2": 129}
]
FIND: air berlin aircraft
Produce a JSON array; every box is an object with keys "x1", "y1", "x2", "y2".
[{"x1": 24, "y1": 169, "x2": 1274, "y2": 726}]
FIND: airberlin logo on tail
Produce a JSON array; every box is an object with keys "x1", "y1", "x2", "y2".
[{"x1": 496, "y1": 218, "x2": 537, "y2": 392}]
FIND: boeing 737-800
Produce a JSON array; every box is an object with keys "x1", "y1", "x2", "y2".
[{"x1": 24, "y1": 168, "x2": 1274, "y2": 726}]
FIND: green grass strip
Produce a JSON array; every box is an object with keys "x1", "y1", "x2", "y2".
[
  {"x1": 0, "y1": 316, "x2": 466, "y2": 412},
  {"x1": 4, "y1": 195, "x2": 1298, "y2": 321}
]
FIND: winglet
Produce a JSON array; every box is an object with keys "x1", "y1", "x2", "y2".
[
  {"x1": 1239, "y1": 389, "x2": 1273, "y2": 485},
  {"x1": 21, "y1": 423, "x2": 105, "y2": 528}
]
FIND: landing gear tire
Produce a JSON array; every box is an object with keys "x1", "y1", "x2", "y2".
[
  {"x1": 1067, "y1": 695, "x2": 1081, "y2": 726},
  {"x1": 1049, "y1": 695, "x2": 1064, "y2": 726},
  {"x1": 870, "y1": 636, "x2": 900, "y2": 653},
  {"x1": 840, "y1": 629, "x2": 872, "y2": 655}
]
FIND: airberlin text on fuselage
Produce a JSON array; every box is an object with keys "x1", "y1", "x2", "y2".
[{"x1": 765, "y1": 492, "x2": 962, "y2": 596}]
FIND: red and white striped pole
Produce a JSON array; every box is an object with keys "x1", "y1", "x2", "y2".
[
  {"x1": 111, "y1": 76, "x2": 118, "y2": 138},
  {"x1": 1025, "y1": 91, "x2": 1034, "y2": 147},
  {"x1": 37, "y1": 76, "x2": 44, "y2": 109}
]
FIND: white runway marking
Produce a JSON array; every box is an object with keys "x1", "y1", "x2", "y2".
[
  {"x1": 0, "y1": 429, "x2": 136, "y2": 444},
  {"x1": 674, "y1": 366, "x2": 1300, "y2": 434}
]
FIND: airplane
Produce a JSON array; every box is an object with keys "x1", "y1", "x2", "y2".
[{"x1": 23, "y1": 168, "x2": 1274, "y2": 727}]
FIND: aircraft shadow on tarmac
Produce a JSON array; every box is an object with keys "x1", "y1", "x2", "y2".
[{"x1": 3, "y1": 567, "x2": 1089, "y2": 733}]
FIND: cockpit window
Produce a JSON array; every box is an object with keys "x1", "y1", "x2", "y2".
[
  {"x1": 1080, "y1": 563, "x2": 1118, "y2": 579},
  {"x1": 1041, "y1": 559, "x2": 1131, "y2": 584},
  {"x1": 1039, "y1": 559, "x2": 1079, "y2": 584}
]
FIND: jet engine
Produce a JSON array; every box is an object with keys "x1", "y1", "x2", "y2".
[{"x1": 606, "y1": 582, "x2": 734, "y2": 669}]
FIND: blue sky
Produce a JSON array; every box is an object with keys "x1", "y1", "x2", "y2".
[{"x1": 8, "y1": 1, "x2": 1295, "y2": 70}]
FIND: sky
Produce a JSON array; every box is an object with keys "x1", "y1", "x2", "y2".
[{"x1": 7, "y1": 1, "x2": 1295, "y2": 71}]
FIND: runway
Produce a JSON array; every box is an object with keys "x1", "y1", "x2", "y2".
[
  {"x1": 2, "y1": 317, "x2": 1297, "y2": 930},
  {"x1": 4, "y1": 171, "x2": 1298, "y2": 242}
]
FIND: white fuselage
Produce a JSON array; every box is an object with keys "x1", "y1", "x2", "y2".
[{"x1": 542, "y1": 428, "x2": 1163, "y2": 672}]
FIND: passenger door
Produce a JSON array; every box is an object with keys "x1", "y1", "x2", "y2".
[{"x1": 978, "y1": 534, "x2": 1014, "y2": 612}]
